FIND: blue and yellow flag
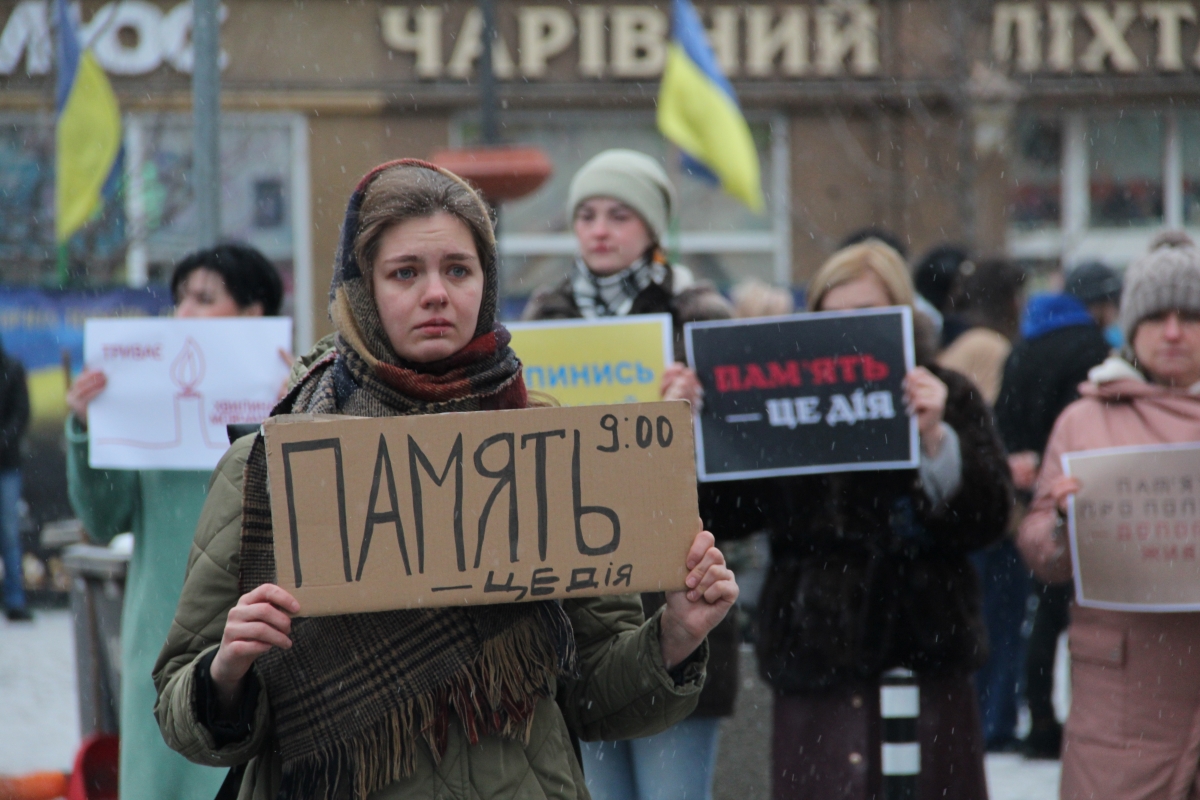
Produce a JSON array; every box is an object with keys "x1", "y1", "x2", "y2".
[
  {"x1": 55, "y1": 0, "x2": 122, "y2": 243},
  {"x1": 656, "y1": 0, "x2": 763, "y2": 211}
]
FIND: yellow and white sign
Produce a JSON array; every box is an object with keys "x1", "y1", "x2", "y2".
[{"x1": 507, "y1": 314, "x2": 674, "y2": 407}]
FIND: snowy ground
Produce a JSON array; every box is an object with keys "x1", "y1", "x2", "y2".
[
  {"x1": 0, "y1": 609, "x2": 1061, "y2": 798},
  {"x1": 0, "y1": 609, "x2": 81, "y2": 774}
]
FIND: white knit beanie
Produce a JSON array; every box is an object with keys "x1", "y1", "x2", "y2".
[
  {"x1": 1120, "y1": 231, "x2": 1200, "y2": 343},
  {"x1": 566, "y1": 149, "x2": 676, "y2": 243}
]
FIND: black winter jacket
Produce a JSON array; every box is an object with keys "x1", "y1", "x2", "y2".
[
  {"x1": 0, "y1": 351, "x2": 29, "y2": 471},
  {"x1": 707, "y1": 366, "x2": 1012, "y2": 694},
  {"x1": 994, "y1": 323, "x2": 1111, "y2": 456}
]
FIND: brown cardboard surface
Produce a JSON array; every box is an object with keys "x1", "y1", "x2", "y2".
[
  {"x1": 1066, "y1": 443, "x2": 1200, "y2": 611},
  {"x1": 264, "y1": 401, "x2": 699, "y2": 615}
]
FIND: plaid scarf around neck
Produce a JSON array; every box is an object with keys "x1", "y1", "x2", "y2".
[
  {"x1": 237, "y1": 160, "x2": 576, "y2": 800},
  {"x1": 571, "y1": 249, "x2": 670, "y2": 318}
]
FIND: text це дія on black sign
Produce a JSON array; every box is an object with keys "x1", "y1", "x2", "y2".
[{"x1": 684, "y1": 307, "x2": 918, "y2": 482}]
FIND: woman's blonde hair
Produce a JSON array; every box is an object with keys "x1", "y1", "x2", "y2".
[{"x1": 806, "y1": 240, "x2": 915, "y2": 311}]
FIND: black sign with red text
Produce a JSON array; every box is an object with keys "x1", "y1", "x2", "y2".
[{"x1": 683, "y1": 307, "x2": 919, "y2": 482}]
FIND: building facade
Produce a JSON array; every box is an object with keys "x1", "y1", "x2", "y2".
[{"x1": 1, "y1": 0, "x2": 1198, "y2": 345}]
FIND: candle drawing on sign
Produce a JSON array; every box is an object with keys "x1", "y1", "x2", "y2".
[{"x1": 97, "y1": 337, "x2": 226, "y2": 451}]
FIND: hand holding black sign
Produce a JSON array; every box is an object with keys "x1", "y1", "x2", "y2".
[{"x1": 684, "y1": 307, "x2": 919, "y2": 482}]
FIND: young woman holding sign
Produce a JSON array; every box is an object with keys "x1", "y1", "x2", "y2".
[
  {"x1": 64, "y1": 244, "x2": 284, "y2": 800},
  {"x1": 731, "y1": 240, "x2": 1012, "y2": 800},
  {"x1": 1018, "y1": 233, "x2": 1200, "y2": 800},
  {"x1": 153, "y1": 160, "x2": 738, "y2": 800},
  {"x1": 522, "y1": 149, "x2": 740, "y2": 800}
]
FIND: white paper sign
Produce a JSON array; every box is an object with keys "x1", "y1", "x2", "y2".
[
  {"x1": 1065, "y1": 442, "x2": 1200, "y2": 612},
  {"x1": 85, "y1": 318, "x2": 293, "y2": 470}
]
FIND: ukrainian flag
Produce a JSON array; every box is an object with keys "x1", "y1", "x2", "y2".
[
  {"x1": 55, "y1": 0, "x2": 121, "y2": 243},
  {"x1": 656, "y1": 0, "x2": 762, "y2": 211}
]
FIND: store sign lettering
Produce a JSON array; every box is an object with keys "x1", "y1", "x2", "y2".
[
  {"x1": 0, "y1": 0, "x2": 227, "y2": 76},
  {"x1": 994, "y1": 1, "x2": 1200, "y2": 73},
  {"x1": 380, "y1": 2, "x2": 880, "y2": 79}
]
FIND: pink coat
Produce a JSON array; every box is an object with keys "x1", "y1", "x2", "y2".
[{"x1": 1018, "y1": 357, "x2": 1200, "y2": 800}]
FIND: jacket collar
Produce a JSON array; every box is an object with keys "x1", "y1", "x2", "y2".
[{"x1": 1083, "y1": 355, "x2": 1200, "y2": 399}]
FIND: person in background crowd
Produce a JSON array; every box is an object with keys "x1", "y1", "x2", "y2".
[
  {"x1": 522, "y1": 149, "x2": 737, "y2": 800},
  {"x1": 931, "y1": 257, "x2": 1028, "y2": 751},
  {"x1": 1018, "y1": 232, "x2": 1200, "y2": 798},
  {"x1": 0, "y1": 338, "x2": 29, "y2": 622},
  {"x1": 995, "y1": 260, "x2": 1120, "y2": 758},
  {"x1": 937, "y1": 258, "x2": 1026, "y2": 406},
  {"x1": 913, "y1": 244, "x2": 972, "y2": 347},
  {"x1": 839, "y1": 227, "x2": 909, "y2": 259},
  {"x1": 65, "y1": 243, "x2": 283, "y2": 800},
  {"x1": 721, "y1": 240, "x2": 1011, "y2": 800},
  {"x1": 153, "y1": 159, "x2": 737, "y2": 800},
  {"x1": 731, "y1": 278, "x2": 795, "y2": 319}
]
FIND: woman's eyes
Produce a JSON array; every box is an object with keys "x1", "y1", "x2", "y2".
[{"x1": 385, "y1": 263, "x2": 472, "y2": 280}]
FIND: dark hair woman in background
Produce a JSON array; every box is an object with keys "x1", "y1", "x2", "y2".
[{"x1": 65, "y1": 243, "x2": 284, "y2": 800}]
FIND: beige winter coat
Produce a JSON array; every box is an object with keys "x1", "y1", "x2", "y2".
[{"x1": 1018, "y1": 356, "x2": 1200, "y2": 800}]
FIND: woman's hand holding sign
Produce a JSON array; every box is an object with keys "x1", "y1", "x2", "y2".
[
  {"x1": 903, "y1": 367, "x2": 948, "y2": 457},
  {"x1": 660, "y1": 529, "x2": 738, "y2": 670},
  {"x1": 66, "y1": 368, "x2": 108, "y2": 430},
  {"x1": 210, "y1": 583, "x2": 299, "y2": 717},
  {"x1": 661, "y1": 363, "x2": 704, "y2": 411},
  {"x1": 1048, "y1": 475, "x2": 1082, "y2": 516}
]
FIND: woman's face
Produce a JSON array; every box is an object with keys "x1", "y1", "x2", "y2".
[
  {"x1": 371, "y1": 212, "x2": 484, "y2": 363},
  {"x1": 817, "y1": 271, "x2": 894, "y2": 312},
  {"x1": 573, "y1": 198, "x2": 655, "y2": 277},
  {"x1": 175, "y1": 268, "x2": 262, "y2": 318},
  {"x1": 1132, "y1": 309, "x2": 1200, "y2": 388}
]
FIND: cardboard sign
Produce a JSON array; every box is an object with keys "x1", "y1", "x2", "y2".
[
  {"x1": 263, "y1": 401, "x2": 699, "y2": 615},
  {"x1": 1065, "y1": 442, "x2": 1200, "y2": 611},
  {"x1": 506, "y1": 315, "x2": 674, "y2": 406},
  {"x1": 684, "y1": 307, "x2": 918, "y2": 482},
  {"x1": 85, "y1": 318, "x2": 293, "y2": 470}
]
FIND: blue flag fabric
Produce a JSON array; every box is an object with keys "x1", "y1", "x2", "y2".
[{"x1": 656, "y1": 0, "x2": 763, "y2": 210}]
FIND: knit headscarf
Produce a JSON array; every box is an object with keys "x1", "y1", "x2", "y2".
[{"x1": 238, "y1": 160, "x2": 575, "y2": 800}]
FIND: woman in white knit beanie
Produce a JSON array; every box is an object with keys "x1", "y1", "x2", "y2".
[{"x1": 522, "y1": 150, "x2": 741, "y2": 800}]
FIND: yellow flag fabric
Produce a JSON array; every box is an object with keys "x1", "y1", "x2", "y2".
[
  {"x1": 656, "y1": 43, "x2": 763, "y2": 211},
  {"x1": 56, "y1": 51, "x2": 122, "y2": 242}
]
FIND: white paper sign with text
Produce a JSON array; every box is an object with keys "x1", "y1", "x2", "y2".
[
  {"x1": 1065, "y1": 442, "x2": 1200, "y2": 612},
  {"x1": 84, "y1": 318, "x2": 292, "y2": 470}
]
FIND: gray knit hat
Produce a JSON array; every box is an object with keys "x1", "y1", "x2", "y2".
[
  {"x1": 567, "y1": 149, "x2": 677, "y2": 243},
  {"x1": 1120, "y1": 231, "x2": 1200, "y2": 342}
]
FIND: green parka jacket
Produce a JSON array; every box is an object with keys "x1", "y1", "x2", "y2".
[{"x1": 153, "y1": 434, "x2": 707, "y2": 800}]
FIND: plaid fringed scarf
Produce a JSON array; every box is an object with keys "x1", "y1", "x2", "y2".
[{"x1": 238, "y1": 160, "x2": 576, "y2": 800}]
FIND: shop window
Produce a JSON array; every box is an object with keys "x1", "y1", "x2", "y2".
[
  {"x1": 0, "y1": 112, "x2": 303, "y2": 289},
  {"x1": 254, "y1": 178, "x2": 285, "y2": 229},
  {"x1": 458, "y1": 112, "x2": 781, "y2": 300},
  {"x1": 1183, "y1": 112, "x2": 1200, "y2": 228},
  {"x1": 1088, "y1": 112, "x2": 1164, "y2": 229},
  {"x1": 0, "y1": 114, "x2": 126, "y2": 284},
  {"x1": 1009, "y1": 115, "x2": 1061, "y2": 230},
  {"x1": 131, "y1": 114, "x2": 296, "y2": 266}
]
